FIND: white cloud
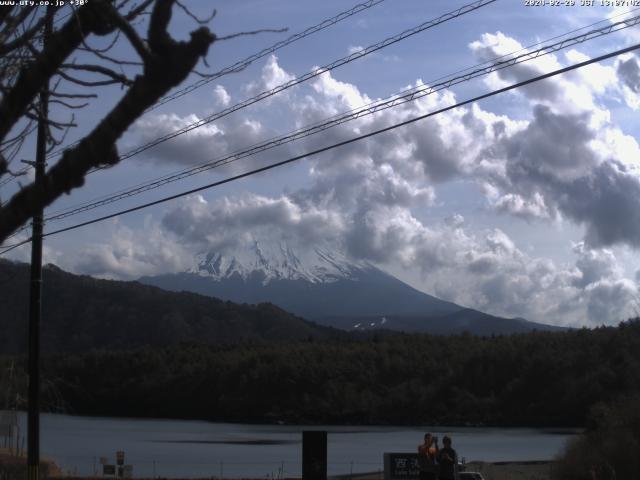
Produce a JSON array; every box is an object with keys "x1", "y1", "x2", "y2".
[
  {"x1": 213, "y1": 84, "x2": 231, "y2": 107},
  {"x1": 616, "y1": 54, "x2": 640, "y2": 110},
  {"x1": 128, "y1": 111, "x2": 290, "y2": 170},
  {"x1": 245, "y1": 54, "x2": 295, "y2": 97},
  {"x1": 155, "y1": 189, "x2": 638, "y2": 326},
  {"x1": 72, "y1": 219, "x2": 193, "y2": 279},
  {"x1": 162, "y1": 194, "x2": 345, "y2": 253},
  {"x1": 71, "y1": 37, "x2": 640, "y2": 326}
]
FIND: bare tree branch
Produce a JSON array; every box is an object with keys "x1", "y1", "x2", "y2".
[
  {"x1": 175, "y1": 1, "x2": 216, "y2": 25},
  {"x1": 0, "y1": 1, "x2": 118, "y2": 143},
  {"x1": 0, "y1": 7, "x2": 16, "y2": 27},
  {"x1": 104, "y1": 3, "x2": 152, "y2": 62},
  {"x1": 125, "y1": 0, "x2": 156, "y2": 20},
  {"x1": 46, "y1": 117, "x2": 74, "y2": 152},
  {"x1": 0, "y1": 120, "x2": 35, "y2": 148},
  {"x1": 0, "y1": 7, "x2": 33, "y2": 47},
  {"x1": 48, "y1": 90, "x2": 98, "y2": 99},
  {"x1": 0, "y1": 0, "x2": 215, "y2": 242},
  {"x1": 61, "y1": 63, "x2": 133, "y2": 86},
  {"x1": 49, "y1": 99, "x2": 90, "y2": 109},
  {"x1": 24, "y1": 110, "x2": 77, "y2": 129},
  {"x1": 78, "y1": 28, "x2": 121, "y2": 54},
  {"x1": 77, "y1": 45, "x2": 144, "y2": 66},
  {"x1": 58, "y1": 70, "x2": 124, "y2": 87},
  {"x1": 0, "y1": 10, "x2": 53, "y2": 56},
  {"x1": 216, "y1": 28, "x2": 287, "y2": 42}
]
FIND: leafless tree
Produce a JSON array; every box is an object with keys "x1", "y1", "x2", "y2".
[{"x1": 0, "y1": 0, "x2": 217, "y2": 243}]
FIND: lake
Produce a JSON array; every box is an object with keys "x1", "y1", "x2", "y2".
[{"x1": 7, "y1": 412, "x2": 577, "y2": 478}]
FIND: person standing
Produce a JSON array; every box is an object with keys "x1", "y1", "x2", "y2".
[
  {"x1": 436, "y1": 436, "x2": 458, "y2": 480},
  {"x1": 418, "y1": 433, "x2": 439, "y2": 480}
]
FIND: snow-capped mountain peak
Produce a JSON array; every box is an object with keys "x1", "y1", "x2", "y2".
[{"x1": 191, "y1": 240, "x2": 370, "y2": 284}]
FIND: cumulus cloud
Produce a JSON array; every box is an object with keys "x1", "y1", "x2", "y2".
[
  {"x1": 245, "y1": 54, "x2": 295, "y2": 97},
  {"x1": 465, "y1": 33, "x2": 640, "y2": 250},
  {"x1": 424, "y1": 229, "x2": 637, "y2": 325},
  {"x1": 470, "y1": 32, "x2": 566, "y2": 105},
  {"x1": 162, "y1": 194, "x2": 345, "y2": 253},
  {"x1": 73, "y1": 34, "x2": 640, "y2": 326},
  {"x1": 72, "y1": 220, "x2": 193, "y2": 279},
  {"x1": 128, "y1": 110, "x2": 291, "y2": 170},
  {"x1": 572, "y1": 242, "x2": 620, "y2": 288},
  {"x1": 156, "y1": 189, "x2": 637, "y2": 325},
  {"x1": 213, "y1": 85, "x2": 231, "y2": 107},
  {"x1": 493, "y1": 192, "x2": 551, "y2": 221},
  {"x1": 4, "y1": 232, "x2": 63, "y2": 267},
  {"x1": 585, "y1": 278, "x2": 637, "y2": 326},
  {"x1": 616, "y1": 54, "x2": 640, "y2": 109}
]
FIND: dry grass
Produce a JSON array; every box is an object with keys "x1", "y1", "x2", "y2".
[
  {"x1": 340, "y1": 461, "x2": 555, "y2": 480},
  {"x1": 461, "y1": 461, "x2": 554, "y2": 480},
  {"x1": 0, "y1": 447, "x2": 64, "y2": 477}
]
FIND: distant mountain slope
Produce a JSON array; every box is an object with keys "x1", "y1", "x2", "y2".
[
  {"x1": 139, "y1": 240, "x2": 564, "y2": 335},
  {"x1": 322, "y1": 310, "x2": 566, "y2": 335},
  {"x1": 141, "y1": 264, "x2": 461, "y2": 320},
  {"x1": 0, "y1": 259, "x2": 340, "y2": 354}
]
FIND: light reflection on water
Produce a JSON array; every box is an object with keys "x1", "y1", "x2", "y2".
[{"x1": 10, "y1": 412, "x2": 577, "y2": 478}]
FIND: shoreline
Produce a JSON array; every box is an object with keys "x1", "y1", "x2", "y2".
[
  {"x1": 333, "y1": 461, "x2": 555, "y2": 480},
  {"x1": 1, "y1": 459, "x2": 555, "y2": 480},
  {"x1": 2, "y1": 409, "x2": 583, "y2": 431}
]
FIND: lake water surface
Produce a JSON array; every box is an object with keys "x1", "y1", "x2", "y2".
[{"x1": 10, "y1": 412, "x2": 577, "y2": 478}]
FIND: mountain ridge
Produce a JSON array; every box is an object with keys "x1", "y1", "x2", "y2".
[
  {"x1": 191, "y1": 241, "x2": 372, "y2": 284},
  {"x1": 0, "y1": 259, "x2": 342, "y2": 354},
  {"x1": 140, "y1": 241, "x2": 565, "y2": 335}
]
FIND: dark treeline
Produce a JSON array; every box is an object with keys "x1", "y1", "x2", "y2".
[
  {"x1": 0, "y1": 260, "x2": 342, "y2": 355},
  {"x1": 554, "y1": 394, "x2": 640, "y2": 479},
  {"x1": 0, "y1": 320, "x2": 631, "y2": 427}
]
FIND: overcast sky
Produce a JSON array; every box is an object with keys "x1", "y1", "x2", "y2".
[{"x1": 5, "y1": 0, "x2": 640, "y2": 327}]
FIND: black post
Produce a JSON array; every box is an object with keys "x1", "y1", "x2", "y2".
[
  {"x1": 27, "y1": 10, "x2": 51, "y2": 480},
  {"x1": 302, "y1": 431, "x2": 327, "y2": 480}
]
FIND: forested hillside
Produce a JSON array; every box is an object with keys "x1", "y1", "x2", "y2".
[
  {"x1": 0, "y1": 260, "x2": 341, "y2": 354},
  {"x1": 3, "y1": 320, "x2": 636, "y2": 427}
]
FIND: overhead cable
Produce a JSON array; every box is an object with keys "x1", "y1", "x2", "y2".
[
  {"x1": 42, "y1": 13, "x2": 640, "y2": 223},
  {"x1": 111, "y1": 0, "x2": 497, "y2": 163},
  {"x1": 3, "y1": 40, "x2": 638, "y2": 255},
  {"x1": 150, "y1": 0, "x2": 388, "y2": 110},
  {"x1": 38, "y1": 0, "x2": 388, "y2": 164}
]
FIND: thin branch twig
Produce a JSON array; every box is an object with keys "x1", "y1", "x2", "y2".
[{"x1": 216, "y1": 28, "x2": 288, "y2": 41}]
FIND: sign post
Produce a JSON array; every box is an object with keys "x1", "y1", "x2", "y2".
[{"x1": 383, "y1": 453, "x2": 420, "y2": 480}]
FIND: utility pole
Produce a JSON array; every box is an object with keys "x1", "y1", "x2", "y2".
[{"x1": 27, "y1": 9, "x2": 52, "y2": 480}]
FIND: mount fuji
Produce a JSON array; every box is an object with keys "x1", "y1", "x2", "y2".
[{"x1": 139, "y1": 240, "x2": 562, "y2": 335}]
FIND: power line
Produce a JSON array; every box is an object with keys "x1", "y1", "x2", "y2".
[
  {"x1": 107, "y1": 0, "x2": 497, "y2": 164},
  {"x1": 41, "y1": 9, "x2": 640, "y2": 218},
  {"x1": 0, "y1": 165, "x2": 31, "y2": 188},
  {"x1": 6, "y1": 0, "x2": 632, "y2": 199},
  {"x1": 1, "y1": 0, "x2": 493, "y2": 238},
  {"x1": 3, "y1": 40, "x2": 638, "y2": 255},
  {"x1": 14, "y1": 0, "x2": 494, "y2": 196},
  {"x1": 38, "y1": 0, "x2": 388, "y2": 165},
  {"x1": 150, "y1": 0, "x2": 387, "y2": 110},
  {"x1": 41, "y1": 13, "x2": 640, "y2": 223}
]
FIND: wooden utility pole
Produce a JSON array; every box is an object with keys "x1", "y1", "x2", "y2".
[
  {"x1": 27, "y1": 9, "x2": 52, "y2": 480},
  {"x1": 302, "y1": 431, "x2": 327, "y2": 480}
]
